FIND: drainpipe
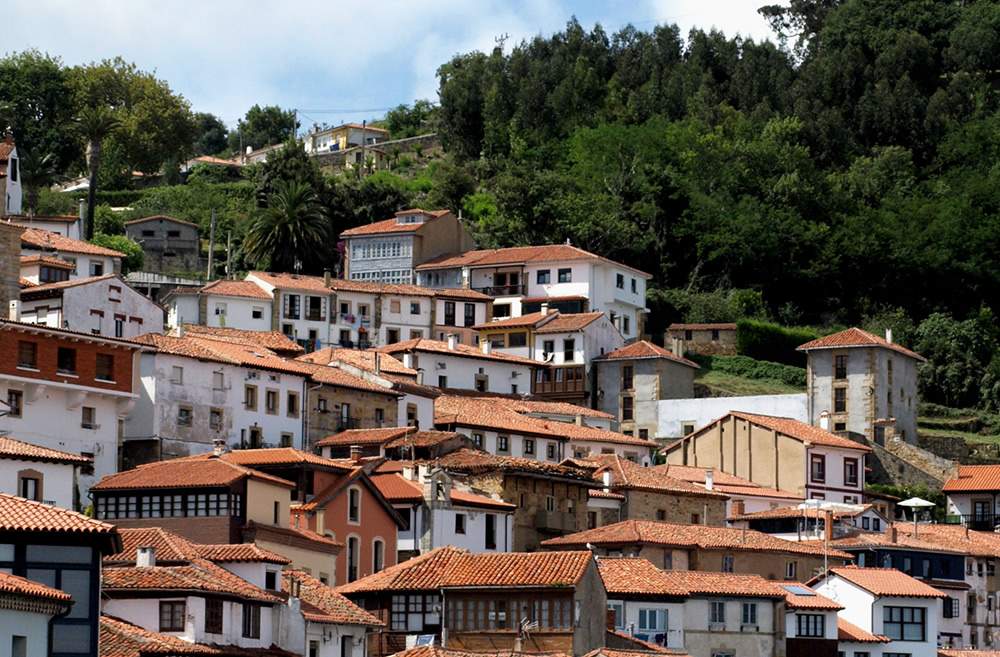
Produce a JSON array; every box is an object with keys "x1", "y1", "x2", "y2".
[
  {"x1": 304, "y1": 381, "x2": 321, "y2": 451},
  {"x1": 48, "y1": 600, "x2": 74, "y2": 657}
]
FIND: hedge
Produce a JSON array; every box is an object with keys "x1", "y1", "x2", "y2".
[
  {"x1": 736, "y1": 319, "x2": 828, "y2": 366},
  {"x1": 689, "y1": 354, "x2": 807, "y2": 388}
]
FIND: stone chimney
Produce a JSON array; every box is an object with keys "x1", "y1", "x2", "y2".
[
  {"x1": 374, "y1": 352, "x2": 381, "y2": 376},
  {"x1": 606, "y1": 609, "x2": 617, "y2": 631},
  {"x1": 350, "y1": 445, "x2": 363, "y2": 463},
  {"x1": 672, "y1": 337, "x2": 683, "y2": 359},
  {"x1": 481, "y1": 339, "x2": 492, "y2": 355},
  {"x1": 4, "y1": 129, "x2": 11, "y2": 145},
  {"x1": 324, "y1": 268, "x2": 331, "y2": 287},
  {"x1": 824, "y1": 509, "x2": 835, "y2": 542},
  {"x1": 136, "y1": 546, "x2": 155, "y2": 567},
  {"x1": 447, "y1": 334, "x2": 457, "y2": 351},
  {"x1": 886, "y1": 328, "x2": 893, "y2": 344},
  {"x1": 731, "y1": 500, "x2": 744, "y2": 517},
  {"x1": 705, "y1": 469, "x2": 714, "y2": 491},
  {"x1": 819, "y1": 410, "x2": 832, "y2": 432}
]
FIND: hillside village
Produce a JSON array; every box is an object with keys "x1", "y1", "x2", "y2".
[{"x1": 3, "y1": 152, "x2": 1000, "y2": 657}]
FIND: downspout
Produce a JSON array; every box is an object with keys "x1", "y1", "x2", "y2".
[
  {"x1": 304, "y1": 382, "x2": 321, "y2": 451},
  {"x1": 48, "y1": 600, "x2": 74, "y2": 657}
]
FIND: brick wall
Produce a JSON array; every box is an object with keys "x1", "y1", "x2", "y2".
[{"x1": 0, "y1": 326, "x2": 134, "y2": 393}]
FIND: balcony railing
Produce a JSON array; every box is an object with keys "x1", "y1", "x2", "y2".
[
  {"x1": 473, "y1": 284, "x2": 524, "y2": 297},
  {"x1": 336, "y1": 417, "x2": 361, "y2": 432},
  {"x1": 945, "y1": 514, "x2": 999, "y2": 531},
  {"x1": 534, "y1": 509, "x2": 575, "y2": 533}
]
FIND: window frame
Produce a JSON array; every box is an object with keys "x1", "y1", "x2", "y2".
[
  {"x1": 205, "y1": 598, "x2": 223, "y2": 634},
  {"x1": 796, "y1": 613, "x2": 825, "y2": 637},
  {"x1": 557, "y1": 268, "x2": 572, "y2": 283},
  {"x1": 159, "y1": 600, "x2": 186, "y2": 632},
  {"x1": 883, "y1": 606, "x2": 925, "y2": 642},
  {"x1": 242, "y1": 602, "x2": 261, "y2": 639},
  {"x1": 811, "y1": 454, "x2": 826, "y2": 483}
]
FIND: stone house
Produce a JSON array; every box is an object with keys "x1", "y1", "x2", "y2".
[
  {"x1": 659, "y1": 464, "x2": 804, "y2": 517},
  {"x1": 797, "y1": 327, "x2": 926, "y2": 444},
  {"x1": 665, "y1": 322, "x2": 738, "y2": 356},
  {"x1": 125, "y1": 215, "x2": 202, "y2": 273},
  {"x1": 593, "y1": 340, "x2": 700, "y2": 441}
]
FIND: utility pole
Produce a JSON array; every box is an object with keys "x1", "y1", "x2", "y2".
[
  {"x1": 226, "y1": 230, "x2": 232, "y2": 280},
  {"x1": 206, "y1": 208, "x2": 216, "y2": 281},
  {"x1": 360, "y1": 119, "x2": 366, "y2": 182}
]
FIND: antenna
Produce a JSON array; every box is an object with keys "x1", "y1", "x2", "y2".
[{"x1": 495, "y1": 33, "x2": 511, "y2": 50}]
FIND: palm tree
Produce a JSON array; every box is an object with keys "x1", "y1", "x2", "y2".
[
  {"x1": 18, "y1": 148, "x2": 64, "y2": 217},
  {"x1": 364, "y1": 155, "x2": 375, "y2": 175},
  {"x1": 245, "y1": 180, "x2": 330, "y2": 272},
  {"x1": 390, "y1": 146, "x2": 401, "y2": 168},
  {"x1": 74, "y1": 106, "x2": 120, "y2": 240}
]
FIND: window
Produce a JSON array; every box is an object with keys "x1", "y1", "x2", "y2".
[
  {"x1": 557, "y1": 268, "x2": 572, "y2": 283},
  {"x1": 537, "y1": 270, "x2": 551, "y2": 284},
  {"x1": 796, "y1": 614, "x2": 825, "y2": 637},
  {"x1": 616, "y1": 273, "x2": 624, "y2": 289},
  {"x1": 883, "y1": 606, "x2": 925, "y2": 641},
  {"x1": 242, "y1": 603, "x2": 261, "y2": 638},
  {"x1": 252, "y1": 306, "x2": 264, "y2": 319},
  {"x1": 160, "y1": 601, "x2": 186, "y2": 632},
  {"x1": 17, "y1": 342, "x2": 37, "y2": 369},
  {"x1": 835, "y1": 355, "x2": 848, "y2": 379},
  {"x1": 509, "y1": 332, "x2": 527, "y2": 347},
  {"x1": 390, "y1": 300, "x2": 401, "y2": 313},
  {"x1": 81, "y1": 406, "x2": 96, "y2": 429},
  {"x1": 438, "y1": 375, "x2": 447, "y2": 388},
  {"x1": 622, "y1": 365, "x2": 634, "y2": 390},
  {"x1": 563, "y1": 339, "x2": 575, "y2": 362},
  {"x1": 373, "y1": 539, "x2": 385, "y2": 573},
  {"x1": 742, "y1": 602, "x2": 757, "y2": 626},
  {"x1": 347, "y1": 537, "x2": 359, "y2": 583},
  {"x1": 623, "y1": 316, "x2": 630, "y2": 335},
  {"x1": 91, "y1": 261, "x2": 104, "y2": 276},
  {"x1": 722, "y1": 554, "x2": 734, "y2": 572},
  {"x1": 177, "y1": 407, "x2": 192, "y2": 427},
  {"x1": 784, "y1": 561, "x2": 797, "y2": 580},
  {"x1": 542, "y1": 340, "x2": 555, "y2": 355},
  {"x1": 210, "y1": 408, "x2": 223, "y2": 430},
  {"x1": 631, "y1": 278, "x2": 637, "y2": 293},
  {"x1": 473, "y1": 433, "x2": 483, "y2": 448},
  {"x1": 547, "y1": 443, "x2": 556, "y2": 459},
  {"x1": 375, "y1": 408, "x2": 384, "y2": 425},
  {"x1": 265, "y1": 390, "x2": 278, "y2": 414},
  {"x1": 486, "y1": 513, "x2": 497, "y2": 549},
  {"x1": 57, "y1": 347, "x2": 76, "y2": 375},
  {"x1": 205, "y1": 599, "x2": 223, "y2": 634},
  {"x1": 845, "y1": 458, "x2": 859, "y2": 486},
  {"x1": 455, "y1": 514, "x2": 466, "y2": 534},
  {"x1": 348, "y1": 488, "x2": 360, "y2": 523},
  {"x1": 710, "y1": 601, "x2": 726, "y2": 626},
  {"x1": 444, "y1": 301, "x2": 456, "y2": 326},
  {"x1": 656, "y1": 509, "x2": 666, "y2": 521},
  {"x1": 91, "y1": 353, "x2": 115, "y2": 382},
  {"x1": 284, "y1": 294, "x2": 300, "y2": 319},
  {"x1": 280, "y1": 433, "x2": 293, "y2": 447},
  {"x1": 214, "y1": 303, "x2": 227, "y2": 316},
  {"x1": 944, "y1": 597, "x2": 959, "y2": 618},
  {"x1": 834, "y1": 387, "x2": 847, "y2": 413},
  {"x1": 410, "y1": 302, "x2": 420, "y2": 315},
  {"x1": 19, "y1": 475, "x2": 39, "y2": 501},
  {"x1": 524, "y1": 439, "x2": 535, "y2": 455},
  {"x1": 7, "y1": 390, "x2": 22, "y2": 418},
  {"x1": 638, "y1": 608, "x2": 666, "y2": 632},
  {"x1": 169, "y1": 365, "x2": 183, "y2": 384},
  {"x1": 463, "y1": 303, "x2": 476, "y2": 327},
  {"x1": 873, "y1": 518, "x2": 881, "y2": 531},
  {"x1": 811, "y1": 454, "x2": 826, "y2": 482},
  {"x1": 622, "y1": 396, "x2": 634, "y2": 422},
  {"x1": 498, "y1": 436, "x2": 509, "y2": 452}
]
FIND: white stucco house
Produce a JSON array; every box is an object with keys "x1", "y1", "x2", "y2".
[
  {"x1": 19, "y1": 227, "x2": 123, "y2": 279},
  {"x1": 0, "y1": 436, "x2": 90, "y2": 509},
  {"x1": 165, "y1": 279, "x2": 274, "y2": 332}
]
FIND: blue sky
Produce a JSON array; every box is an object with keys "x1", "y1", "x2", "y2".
[{"x1": 5, "y1": 1, "x2": 778, "y2": 130}]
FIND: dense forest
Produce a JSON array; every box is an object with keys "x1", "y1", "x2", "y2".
[{"x1": 6, "y1": 0, "x2": 1000, "y2": 412}]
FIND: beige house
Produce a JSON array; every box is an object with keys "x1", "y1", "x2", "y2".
[
  {"x1": 661, "y1": 411, "x2": 872, "y2": 503},
  {"x1": 666, "y1": 323, "x2": 738, "y2": 356}
]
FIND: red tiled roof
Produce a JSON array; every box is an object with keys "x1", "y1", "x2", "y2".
[
  {"x1": 336, "y1": 545, "x2": 467, "y2": 594},
  {"x1": 590, "y1": 646, "x2": 680, "y2": 657},
  {"x1": 175, "y1": 324, "x2": 304, "y2": 354},
  {"x1": 812, "y1": 530, "x2": 962, "y2": 554},
  {"x1": 942, "y1": 465, "x2": 1000, "y2": 492},
  {"x1": 796, "y1": 327, "x2": 926, "y2": 362},
  {"x1": 938, "y1": 651, "x2": 1000, "y2": 657},
  {"x1": 435, "y1": 396, "x2": 561, "y2": 437},
  {"x1": 434, "y1": 449, "x2": 598, "y2": 483},
  {"x1": 100, "y1": 615, "x2": 217, "y2": 657},
  {"x1": 296, "y1": 468, "x2": 364, "y2": 512},
  {"x1": 440, "y1": 551, "x2": 592, "y2": 588},
  {"x1": 433, "y1": 288, "x2": 494, "y2": 301},
  {"x1": 247, "y1": 271, "x2": 331, "y2": 292},
  {"x1": 589, "y1": 489, "x2": 626, "y2": 500},
  {"x1": 329, "y1": 278, "x2": 435, "y2": 297},
  {"x1": 696, "y1": 412, "x2": 872, "y2": 452},
  {"x1": 103, "y1": 557, "x2": 281, "y2": 602},
  {"x1": 198, "y1": 543, "x2": 292, "y2": 564},
  {"x1": 668, "y1": 323, "x2": 738, "y2": 331},
  {"x1": 138, "y1": 332, "x2": 310, "y2": 377},
  {"x1": 542, "y1": 422, "x2": 661, "y2": 449},
  {"x1": 837, "y1": 618, "x2": 890, "y2": 643},
  {"x1": 339, "y1": 210, "x2": 451, "y2": 237},
  {"x1": 371, "y1": 473, "x2": 423, "y2": 503},
  {"x1": 393, "y1": 647, "x2": 571, "y2": 657},
  {"x1": 449, "y1": 488, "x2": 517, "y2": 511},
  {"x1": 19, "y1": 277, "x2": 34, "y2": 288},
  {"x1": 0, "y1": 570, "x2": 72, "y2": 603},
  {"x1": 660, "y1": 465, "x2": 802, "y2": 500},
  {"x1": 105, "y1": 527, "x2": 200, "y2": 563},
  {"x1": 20, "y1": 227, "x2": 125, "y2": 257},
  {"x1": 498, "y1": 398, "x2": 615, "y2": 420},
  {"x1": 19, "y1": 254, "x2": 76, "y2": 269},
  {"x1": 890, "y1": 523, "x2": 1000, "y2": 558},
  {"x1": 295, "y1": 360, "x2": 401, "y2": 395},
  {"x1": 595, "y1": 341, "x2": 699, "y2": 368},
  {"x1": 316, "y1": 427, "x2": 414, "y2": 448},
  {"x1": 20, "y1": 272, "x2": 118, "y2": 293},
  {"x1": 282, "y1": 570, "x2": 383, "y2": 626},
  {"x1": 659, "y1": 570, "x2": 784, "y2": 597},
  {"x1": 541, "y1": 519, "x2": 852, "y2": 559},
  {"x1": 596, "y1": 557, "x2": 688, "y2": 596},
  {"x1": 817, "y1": 566, "x2": 946, "y2": 598},
  {"x1": 338, "y1": 122, "x2": 389, "y2": 133},
  {"x1": 92, "y1": 457, "x2": 296, "y2": 492},
  {"x1": 533, "y1": 312, "x2": 606, "y2": 333},
  {"x1": 472, "y1": 311, "x2": 553, "y2": 330},
  {"x1": 297, "y1": 347, "x2": 417, "y2": 376},
  {"x1": 198, "y1": 279, "x2": 273, "y2": 299},
  {"x1": 0, "y1": 492, "x2": 117, "y2": 535},
  {"x1": 124, "y1": 215, "x2": 199, "y2": 229},
  {"x1": 378, "y1": 338, "x2": 541, "y2": 367},
  {"x1": 583, "y1": 455, "x2": 728, "y2": 498},
  {"x1": 189, "y1": 155, "x2": 244, "y2": 167},
  {"x1": 185, "y1": 447, "x2": 352, "y2": 470},
  {"x1": 0, "y1": 142, "x2": 14, "y2": 160},
  {"x1": 770, "y1": 581, "x2": 843, "y2": 610},
  {"x1": 0, "y1": 436, "x2": 91, "y2": 464},
  {"x1": 243, "y1": 521, "x2": 344, "y2": 552},
  {"x1": 732, "y1": 504, "x2": 873, "y2": 522},
  {"x1": 415, "y1": 244, "x2": 651, "y2": 277},
  {"x1": 385, "y1": 430, "x2": 467, "y2": 449}
]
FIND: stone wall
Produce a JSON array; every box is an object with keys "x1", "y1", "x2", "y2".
[
  {"x1": 0, "y1": 223, "x2": 23, "y2": 314},
  {"x1": 864, "y1": 440, "x2": 952, "y2": 489},
  {"x1": 624, "y1": 489, "x2": 727, "y2": 526}
]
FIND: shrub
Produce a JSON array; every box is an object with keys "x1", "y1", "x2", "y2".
[
  {"x1": 689, "y1": 354, "x2": 807, "y2": 387},
  {"x1": 736, "y1": 319, "x2": 829, "y2": 366}
]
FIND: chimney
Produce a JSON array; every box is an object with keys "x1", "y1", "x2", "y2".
[
  {"x1": 78, "y1": 198, "x2": 85, "y2": 221},
  {"x1": 606, "y1": 609, "x2": 617, "y2": 631},
  {"x1": 402, "y1": 353, "x2": 414, "y2": 370},
  {"x1": 481, "y1": 340, "x2": 492, "y2": 355},
  {"x1": 819, "y1": 410, "x2": 832, "y2": 432},
  {"x1": 324, "y1": 268, "x2": 331, "y2": 286},
  {"x1": 513, "y1": 636, "x2": 524, "y2": 654},
  {"x1": 705, "y1": 469, "x2": 714, "y2": 490},
  {"x1": 541, "y1": 302, "x2": 550, "y2": 316},
  {"x1": 374, "y1": 352, "x2": 381, "y2": 376},
  {"x1": 951, "y1": 460, "x2": 961, "y2": 480},
  {"x1": 732, "y1": 500, "x2": 744, "y2": 517},
  {"x1": 136, "y1": 546, "x2": 155, "y2": 568},
  {"x1": 575, "y1": 414, "x2": 584, "y2": 426},
  {"x1": 350, "y1": 445, "x2": 363, "y2": 463},
  {"x1": 447, "y1": 334, "x2": 457, "y2": 351},
  {"x1": 885, "y1": 328, "x2": 893, "y2": 344},
  {"x1": 212, "y1": 437, "x2": 226, "y2": 457},
  {"x1": 672, "y1": 337, "x2": 683, "y2": 359},
  {"x1": 886, "y1": 524, "x2": 897, "y2": 544},
  {"x1": 4, "y1": 129, "x2": 12, "y2": 145},
  {"x1": 177, "y1": 320, "x2": 184, "y2": 338},
  {"x1": 824, "y1": 509, "x2": 835, "y2": 542},
  {"x1": 602, "y1": 470, "x2": 613, "y2": 491},
  {"x1": 8, "y1": 300, "x2": 20, "y2": 322}
]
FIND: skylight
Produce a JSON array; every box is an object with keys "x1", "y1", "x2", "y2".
[{"x1": 781, "y1": 585, "x2": 815, "y2": 596}]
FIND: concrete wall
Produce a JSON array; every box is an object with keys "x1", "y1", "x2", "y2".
[
  {"x1": 681, "y1": 597, "x2": 781, "y2": 657},
  {"x1": 204, "y1": 294, "x2": 272, "y2": 332},
  {"x1": 597, "y1": 357, "x2": 696, "y2": 438},
  {"x1": 0, "y1": 607, "x2": 54, "y2": 657},
  {"x1": 103, "y1": 595, "x2": 275, "y2": 648},
  {"x1": 0, "y1": 223, "x2": 23, "y2": 314},
  {"x1": 573, "y1": 559, "x2": 609, "y2": 656},
  {"x1": 247, "y1": 478, "x2": 291, "y2": 528},
  {"x1": 0, "y1": 459, "x2": 76, "y2": 508},
  {"x1": 653, "y1": 394, "x2": 807, "y2": 440}
]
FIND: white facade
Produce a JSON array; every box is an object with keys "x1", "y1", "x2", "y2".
[
  {"x1": 20, "y1": 246, "x2": 119, "y2": 281},
  {"x1": 204, "y1": 294, "x2": 273, "y2": 332},
  {"x1": 332, "y1": 288, "x2": 434, "y2": 348},
  {"x1": 395, "y1": 348, "x2": 536, "y2": 395},
  {"x1": 784, "y1": 605, "x2": 839, "y2": 641},
  {"x1": 165, "y1": 291, "x2": 199, "y2": 329},
  {"x1": 654, "y1": 393, "x2": 808, "y2": 439},
  {"x1": 2, "y1": 142, "x2": 22, "y2": 215},
  {"x1": 0, "y1": 457, "x2": 77, "y2": 509},
  {"x1": 19, "y1": 276, "x2": 164, "y2": 339},
  {"x1": 680, "y1": 596, "x2": 781, "y2": 657},
  {"x1": 0, "y1": 608, "x2": 51, "y2": 657},
  {"x1": 449, "y1": 425, "x2": 565, "y2": 462},
  {"x1": 607, "y1": 598, "x2": 684, "y2": 649},
  {"x1": 804, "y1": 444, "x2": 868, "y2": 503},
  {"x1": 126, "y1": 350, "x2": 308, "y2": 459},
  {"x1": 246, "y1": 273, "x2": 335, "y2": 350},
  {"x1": 813, "y1": 575, "x2": 940, "y2": 657}
]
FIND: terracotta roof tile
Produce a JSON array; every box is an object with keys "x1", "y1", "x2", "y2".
[
  {"x1": 692, "y1": 412, "x2": 872, "y2": 452},
  {"x1": 100, "y1": 615, "x2": 215, "y2": 657},
  {"x1": 297, "y1": 347, "x2": 417, "y2": 376},
  {"x1": 198, "y1": 543, "x2": 292, "y2": 564},
  {"x1": 589, "y1": 647, "x2": 680, "y2": 657},
  {"x1": 596, "y1": 557, "x2": 688, "y2": 596},
  {"x1": 339, "y1": 210, "x2": 451, "y2": 237},
  {"x1": 336, "y1": 545, "x2": 467, "y2": 594},
  {"x1": 124, "y1": 214, "x2": 199, "y2": 228},
  {"x1": 837, "y1": 618, "x2": 890, "y2": 643},
  {"x1": 817, "y1": 566, "x2": 947, "y2": 598},
  {"x1": 329, "y1": 278, "x2": 435, "y2": 297},
  {"x1": 942, "y1": 465, "x2": 1000, "y2": 492},
  {"x1": 385, "y1": 430, "x2": 468, "y2": 449},
  {"x1": 175, "y1": 324, "x2": 304, "y2": 354},
  {"x1": 19, "y1": 254, "x2": 76, "y2": 269},
  {"x1": 294, "y1": 360, "x2": 401, "y2": 394},
  {"x1": 247, "y1": 270, "x2": 331, "y2": 292},
  {"x1": 415, "y1": 244, "x2": 651, "y2": 277},
  {"x1": 938, "y1": 651, "x2": 1000, "y2": 657},
  {"x1": 105, "y1": 527, "x2": 200, "y2": 563},
  {"x1": 769, "y1": 581, "x2": 843, "y2": 610},
  {"x1": 0, "y1": 436, "x2": 91, "y2": 464},
  {"x1": 282, "y1": 570, "x2": 383, "y2": 626},
  {"x1": 371, "y1": 473, "x2": 423, "y2": 503},
  {"x1": 667, "y1": 323, "x2": 737, "y2": 331},
  {"x1": 595, "y1": 341, "x2": 699, "y2": 368},
  {"x1": 435, "y1": 396, "x2": 561, "y2": 437},
  {"x1": 20, "y1": 227, "x2": 125, "y2": 257},
  {"x1": 92, "y1": 457, "x2": 296, "y2": 491},
  {"x1": 796, "y1": 327, "x2": 926, "y2": 362},
  {"x1": 102, "y1": 558, "x2": 281, "y2": 602},
  {"x1": 533, "y1": 312, "x2": 607, "y2": 333},
  {"x1": 198, "y1": 279, "x2": 273, "y2": 299},
  {"x1": 434, "y1": 449, "x2": 597, "y2": 483},
  {"x1": 182, "y1": 447, "x2": 352, "y2": 471},
  {"x1": 890, "y1": 523, "x2": 1000, "y2": 558},
  {"x1": 440, "y1": 551, "x2": 592, "y2": 588},
  {"x1": 392, "y1": 647, "x2": 571, "y2": 657},
  {"x1": 541, "y1": 519, "x2": 852, "y2": 559},
  {"x1": 497, "y1": 398, "x2": 615, "y2": 420},
  {"x1": 0, "y1": 570, "x2": 72, "y2": 603},
  {"x1": 317, "y1": 427, "x2": 414, "y2": 448},
  {"x1": 296, "y1": 468, "x2": 363, "y2": 512},
  {"x1": 589, "y1": 489, "x2": 626, "y2": 500},
  {"x1": 542, "y1": 422, "x2": 661, "y2": 449},
  {"x1": 21, "y1": 272, "x2": 118, "y2": 293},
  {"x1": 0, "y1": 142, "x2": 14, "y2": 160},
  {"x1": 659, "y1": 570, "x2": 785, "y2": 597},
  {"x1": 378, "y1": 338, "x2": 541, "y2": 367},
  {"x1": 472, "y1": 311, "x2": 552, "y2": 330},
  {"x1": 242, "y1": 521, "x2": 344, "y2": 552},
  {"x1": 19, "y1": 277, "x2": 34, "y2": 288},
  {"x1": 658, "y1": 465, "x2": 802, "y2": 500},
  {"x1": 0, "y1": 492, "x2": 117, "y2": 535},
  {"x1": 583, "y1": 455, "x2": 728, "y2": 498},
  {"x1": 732, "y1": 504, "x2": 874, "y2": 522},
  {"x1": 449, "y1": 489, "x2": 517, "y2": 511},
  {"x1": 433, "y1": 288, "x2": 494, "y2": 301},
  {"x1": 143, "y1": 332, "x2": 311, "y2": 376}
]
